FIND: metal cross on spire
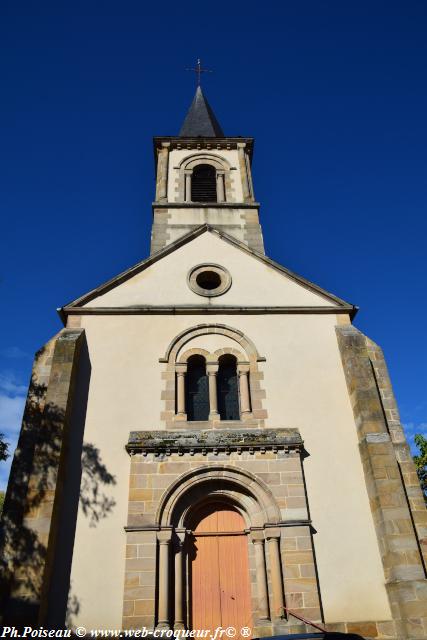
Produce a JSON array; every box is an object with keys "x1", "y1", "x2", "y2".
[{"x1": 185, "y1": 58, "x2": 213, "y2": 86}]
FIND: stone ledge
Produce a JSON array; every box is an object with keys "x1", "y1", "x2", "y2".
[
  {"x1": 365, "y1": 432, "x2": 392, "y2": 443},
  {"x1": 126, "y1": 428, "x2": 303, "y2": 456},
  {"x1": 152, "y1": 201, "x2": 260, "y2": 209}
]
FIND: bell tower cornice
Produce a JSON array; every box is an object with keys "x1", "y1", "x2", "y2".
[{"x1": 153, "y1": 137, "x2": 254, "y2": 168}]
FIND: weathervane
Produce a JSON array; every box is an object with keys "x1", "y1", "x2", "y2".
[{"x1": 185, "y1": 58, "x2": 213, "y2": 86}]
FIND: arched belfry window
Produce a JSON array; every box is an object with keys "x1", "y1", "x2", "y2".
[
  {"x1": 217, "y1": 355, "x2": 240, "y2": 421},
  {"x1": 185, "y1": 355, "x2": 209, "y2": 421},
  {"x1": 191, "y1": 164, "x2": 217, "y2": 202}
]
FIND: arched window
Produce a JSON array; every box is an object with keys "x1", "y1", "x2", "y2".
[
  {"x1": 191, "y1": 164, "x2": 217, "y2": 202},
  {"x1": 185, "y1": 355, "x2": 209, "y2": 421},
  {"x1": 217, "y1": 355, "x2": 240, "y2": 421}
]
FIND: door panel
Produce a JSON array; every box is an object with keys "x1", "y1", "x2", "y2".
[
  {"x1": 192, "y1": 536, "x2": 221, "y2": 633},
  {"x1": 190, "y1": 504, "x2": 252, "y2": 638},
  {"x1": 218, "y1": 535, "x2": 253, "y2": 635}
]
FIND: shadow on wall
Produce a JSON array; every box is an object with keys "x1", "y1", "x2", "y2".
[{"x1": 0, "y1": 339, "x2": 116, "y2": 627}]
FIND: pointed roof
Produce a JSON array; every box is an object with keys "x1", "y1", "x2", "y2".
[{"x1": 179, "y1": 86, "x2": 224, "y2": 137}]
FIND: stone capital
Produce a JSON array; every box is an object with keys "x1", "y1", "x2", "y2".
[
  {"x1": 250, "y1": 531, "x2": 265, "y2": 543},
  {"x1": 265, "y1": 527, "x2": 281, "y2": 540},
  {"x1": 237, "y1": 362, "x2": 250, "y2": 373},
  {"x1": 157, "y1": 530, "x2": 173, "y2": 544},
  {"x1": 206, "y1": 364, "x2": 219, "y2": 374},
  {"x1": 174, "y1": 528, "x2": 187, "y2": 544}
]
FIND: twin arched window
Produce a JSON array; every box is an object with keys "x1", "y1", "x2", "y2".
[{"x1": 184, "y1": 354, "x2": 240, "y2": 421}]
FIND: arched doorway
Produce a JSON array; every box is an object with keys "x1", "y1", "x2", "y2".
[{"x1": 189, "y1": 501, "x2": 253, "y2": 638}]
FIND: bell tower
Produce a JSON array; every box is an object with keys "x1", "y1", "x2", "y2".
[{"x1": 151, "y1": 85, "x2": 264, "y2": 254}]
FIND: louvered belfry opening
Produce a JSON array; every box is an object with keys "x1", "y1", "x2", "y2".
[{"x1": 191, "y1": 164, "x2": 217, "y2": 202}]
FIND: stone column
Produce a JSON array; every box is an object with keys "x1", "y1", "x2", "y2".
[
  {"x1": 216, "y1": 171, "x2": 225, "y2": 202},
  {"x1": 238, "y1": 365, "x2": 251, "y2": 417},
  {"x1": 157, "y1": 531, "x2": 172, "y2": 629},
  {"x1": 184, "y1": 171, "x2": 192, "y2": 202},
  {"x1": 207, "y1": 363, "x2": 219, "y2": 420},
  {"x1": 156, "y1": 143, "x2": 170, "y2": 202},
  {"x1": 237, "y1": 142, "x2": 251, "y2": 202},
  {"x1": 175, "y1": 365, "x2": 187, "y2": 420},
  {"x1": 251, "y1": 534, "x2": 270, "y2": 620},
  {"x1": 174, "y1": 531, "x2": 186, "y2": 630},
  {"x1": 267, "y1": 530, "x2": 285, "y2": 619}
]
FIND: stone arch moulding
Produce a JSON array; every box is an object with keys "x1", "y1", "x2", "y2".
[
  {"x1": 213, "y1": 347, "x2": 246, "y2": 362},
  {"x1": 159, "y1": 323, "x2": 266, "y2": 364},
  {"x1": 177, "y1": 152, "x2": 234, "y2": 172},
  {"x1": 177, "y1": 347, "x2": 211, "y2": 364},
  {"x1": 177, "y1": 346, "x2": 246, "y2": 365},
  {"x1": 156, "y1": 465, "x2": 281, "y2": 529}
]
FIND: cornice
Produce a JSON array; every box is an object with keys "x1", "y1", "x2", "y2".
[
  {"x1": 152, "y1": 137, "x2": 254, "y2": 164},
  {"x1": 126, "y1": 427, "x2": 303, "y2": 456},
  {"x1": 152, "y1": 201, "x2": 260, "y2": 209},
  {"x1": 62, "y1": 305, "x2": 356, "y2": 316}
]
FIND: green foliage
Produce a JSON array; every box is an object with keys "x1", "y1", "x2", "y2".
[
  {"x1": 0, "y1": 491, "x2": 4, "y2": 514},
  {"x1": 0, "y1": 433, "x2": 9, "y2": 462},
  {"x1": 413, "y1": 433, "x2": 427, "y2": 503}
]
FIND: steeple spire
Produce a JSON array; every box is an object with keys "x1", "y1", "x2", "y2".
[{"x1": 179, "y1": 86, "x2": 224, "y2": 137}]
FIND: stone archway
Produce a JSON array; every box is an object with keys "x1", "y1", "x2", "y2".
[{"x1": 155, "y1": 466, "x2": 284, "y2": 632}]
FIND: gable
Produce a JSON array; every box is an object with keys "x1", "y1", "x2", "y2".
[{"x1": 63, "y1": 229, "x2": 353, "y2": 312}]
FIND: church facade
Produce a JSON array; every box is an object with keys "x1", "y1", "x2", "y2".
[{"x1": 1, "y1": 87, "x2": 426, "y2": 639}]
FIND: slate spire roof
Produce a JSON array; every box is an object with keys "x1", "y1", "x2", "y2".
[{"x1": 179, "y1": 86, "x2": 224, "y2": 137}]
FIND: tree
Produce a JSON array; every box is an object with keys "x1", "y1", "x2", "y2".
[
  {"x1": 0, "y1": 433, "x2": 9, "y2": 463},
  {"x1": 0, "y1": 434, "x2": 9, "y2": 514},
  {"x1": 413, "y1": 433, "x2": 427, "y2": 504}
]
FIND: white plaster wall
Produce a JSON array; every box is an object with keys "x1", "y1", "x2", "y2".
[
  {"x1": 168, "y1": 148, "x2": 243, "y2": 202},
  {"x1": 69, "y1": 311, "x2": 391, "y2": 627},
  {"x1": 83, "y1": 233, "x2": 335, "y2": 309}
]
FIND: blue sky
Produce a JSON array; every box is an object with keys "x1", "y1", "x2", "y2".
[{"x1": 0, "y1": 1, "x2": 426, "y2": 489}]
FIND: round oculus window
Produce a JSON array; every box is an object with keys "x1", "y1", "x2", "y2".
[{"x1": 188, "y1": 264, "x2": 232, "y2": 297}]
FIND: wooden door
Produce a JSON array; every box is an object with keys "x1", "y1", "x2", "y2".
[{"x1": 190, "y1": 503, "x2": 252, "y2": 638}]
